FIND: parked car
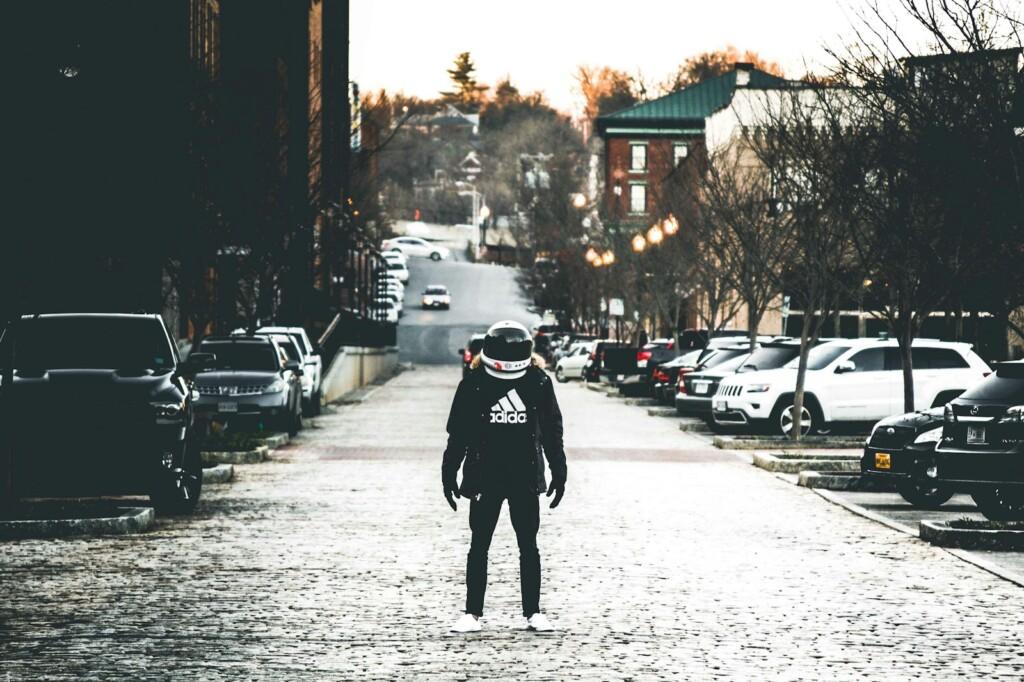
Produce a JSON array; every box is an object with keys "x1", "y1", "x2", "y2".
[
  {"x1": 458, "y1": 333, "x2": 487, "y2": 377},
  {"x1": 675, "y1": 344, "x2": 755, "y2": 416},
  {"x1": 552, "y1": 334, "x2": 598, "y2": 364},
  {"x1": 381, "y1": 236, "x2": 450, "y2": 261},
  {"x1": 192, "y1": 335, "x2": 304, "y2": 437},
  {"x1": 932, "y1": 361, "x2": 1024, "y2": 520},
  {"x1": 712, "y1": 338, "x2": 990, "y2": 436},
  {"x1": 861, "y1": 407, "x2": 953, "y2": 508},
  {"x1": 583, "y1": 340, "x2": 627, "y2": 383},
  {"x1": 651, "y1": 349, "x2": 703, "y2": 404},
  {"x1": 421, "y1": 285, "x2": 451, "y2": 309},
  {"x1": 2, "y1": 313, "x2": 212, "y2": 513},
  {"x1": 384, "y1": 258, "x2": 410, "y2": 283},
  {"x1": 676, "y1": 340, "x2": 818, "y2": 419},
  {"x1": 374, "y1": 299, "x2": 400, "y2": 324},
  {"x1": 252, "y1": 325, "x2": 323, "y2": 416},
  {"x1": 554, "y1": 341, "x2": 596, "y2": 382},
  {"x1": 381, "y1": 249, "x2": 408, "y2": 267},
  {"x1": 376, "y1": 291, "x2": 404, "y2": 315},
  {"x1": 603, "y1": 339, "x2": 679, "y2": 394}
]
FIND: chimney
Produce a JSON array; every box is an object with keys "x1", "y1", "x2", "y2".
[{"x1": 734, "y1": 62, "x2": 753, "y2": 87}]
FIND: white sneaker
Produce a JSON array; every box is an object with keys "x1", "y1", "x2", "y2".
[
  {"x1": 450, "y1": 613, "x2": 482, "y2": 633},
  {"x1": 525, "y1": 612, "x2": 554, "y2": 632}
]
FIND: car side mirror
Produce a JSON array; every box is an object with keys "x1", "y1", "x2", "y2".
[
  {"x1": 835, "y1": 360, "x2": 856, "y2": 374},
  {"x1": 179, "y1": 352, "x2": 216, "y2": 377}
]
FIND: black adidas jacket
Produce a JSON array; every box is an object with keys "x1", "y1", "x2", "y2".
[{"x1": 442, "y1": 363, "x2": 567, "y2": 496}]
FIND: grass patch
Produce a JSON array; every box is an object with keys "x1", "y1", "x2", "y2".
[{"x1": 948, "y1": 517, "x2": 1024, "y2": 531}]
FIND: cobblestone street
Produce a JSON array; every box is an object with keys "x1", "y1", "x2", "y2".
[{"x1": 2, "y1": 367, "x2": 1023, "y2": 680}]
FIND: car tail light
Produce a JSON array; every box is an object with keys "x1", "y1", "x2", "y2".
[
  {"x1": 637, "y1": 350, "x2": 652, "y2": 362},
  {"x1": 653, "y1": 369, "x2": 669, "y2": 383}
]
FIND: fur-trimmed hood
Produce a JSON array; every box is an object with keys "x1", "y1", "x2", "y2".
[{"x1": 470, "y1": 353, "x2": 546, "y2": 371}]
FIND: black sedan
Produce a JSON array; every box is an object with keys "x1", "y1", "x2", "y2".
[
  {"x1": 2, "y1": 313, "x2": 212, "y2": 513},
  {"x1": 933, "y1": 360, "x2": 1024, "y2": 520},
  {"x1": 459, "y1": 333, "x2": 486, "y2": 377},
  {"x1": 861, "y1": 407, "x2": 953, "y2": 508}
]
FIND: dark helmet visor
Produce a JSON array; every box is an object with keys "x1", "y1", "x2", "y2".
[{"x1": 483, "y1": 327, "x2": 533, "y2": 362}]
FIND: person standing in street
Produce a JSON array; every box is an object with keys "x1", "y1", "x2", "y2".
[{"x1": 442, "y1": 320, "x2": 567, "y2": 633}]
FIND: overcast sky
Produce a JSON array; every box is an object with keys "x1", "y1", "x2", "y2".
[{"x1": 350, "y1": 1, "x2": 914, "y2": 113}]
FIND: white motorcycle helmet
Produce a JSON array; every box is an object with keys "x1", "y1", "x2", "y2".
[{"x1": 480, "y1": 320, "x2": 533, "y2": 380}]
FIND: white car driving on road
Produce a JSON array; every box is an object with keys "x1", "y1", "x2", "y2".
[
  {"x1": 712, "y1": 338, "x2": 990, "y2": 436},
  {"x1": 381, "y1": 236, "x2": 450, "y2": 261}
]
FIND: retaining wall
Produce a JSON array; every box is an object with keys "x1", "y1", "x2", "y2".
[{"x1": 321, "y1": 346, "x2": 399, "y2": 404}]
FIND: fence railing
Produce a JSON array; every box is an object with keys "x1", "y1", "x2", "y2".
[{"x1": 318, "y1": 309, "x2": 397, "y2": 367}]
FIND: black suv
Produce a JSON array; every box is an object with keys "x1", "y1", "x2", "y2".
[
  {"x1": 1, "y1": 313, "x2": 212, "y2": 513},
  {"x1": 861, "y1": 408, "x2": 953, "y2": 508},
  {"x1": 458, "y1": 333, "x2": 486, "y2": 377},
  {"x1": 933, "y1": 361, "x2": 1024, "y2": 520},
  {"x1": 192, "y1": 335, "x2": 304, "y2": 436}
]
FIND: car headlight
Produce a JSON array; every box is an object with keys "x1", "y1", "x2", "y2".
[
  {"x1": 746, "y1": 384, "x2": 771, "y2": 393},
  {"x1": 152, "y1": 402, "x2": 184, "y2": 419},
  {"x1": 913, "y1": 427, "x2": 943, "y2": 444},
  {"x1": 1001, "y1": 405, "x2": 1024, "y2": 424},
  {"x1": 263, "y1": 380, "x2": 287, "y2": 394}
]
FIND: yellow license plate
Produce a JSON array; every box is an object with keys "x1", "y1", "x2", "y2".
[{"x1": 874, "y1": 453, "x2": 892, "y2": 470}]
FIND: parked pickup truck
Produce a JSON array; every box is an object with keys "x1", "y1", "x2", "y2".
[{"x1": 602, "y1": 339, "x2": 678, "y2": 394}]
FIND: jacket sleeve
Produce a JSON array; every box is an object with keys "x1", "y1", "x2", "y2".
[
  {"x1": 441, "y1": 377, "x2": 473, "y2": 488},
  {"x1": 539, "y1": 376, "x2": 567, "y2": 485}
]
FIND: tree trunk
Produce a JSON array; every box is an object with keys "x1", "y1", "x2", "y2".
[
  {"x1": 898, "y1": 321, "x2": 916, "y2": 413},
  {"x1": 747, "y1": 308, "x2": 762, "y2": 353},
  {"x1": 790, "y1": 311, "x2": 815, "y2": 442}
]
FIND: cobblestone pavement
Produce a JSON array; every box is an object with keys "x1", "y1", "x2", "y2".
[{"x1": 1, "y1": 367, "x2": 1023, "y2": 680}]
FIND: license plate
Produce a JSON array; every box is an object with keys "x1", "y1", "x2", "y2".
[
  {"x1": 693, "y1": 381, "x2": 709, "y2": 395},
  {"x1": 967, "y1": 426, "x2": 986, "y2": 444},
  {"x1": 874, "y1": 452, "x2": 891, "y2": 470},
  {"x1": 713, "y1": 399, "x2": 728, "y2": 412},
  {"x1": 616, "y1": 374, "x2": 625, "y2": 382},
  {"x1": 218, "y1": 402, "x2": 238, "y2": 413}
]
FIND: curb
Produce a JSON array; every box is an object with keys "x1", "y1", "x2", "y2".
[
  {"x1": 812, "y1": 488, "x2": 1024, "y2": 588},
  {"x1": 920, "y1": 520, "x2": 1024, "y2": 551},
  {"x1": 623, "y1": 398, "x2": 659, "y2": 407},
  {"x1": 0, "y1": 506, "x2": 154, "y2": 541},
  {"x1": 752, "y1": 452, "x2": 861, "y2": 474},
  {"x1": 678, "y1": 419, "x2": 711, "y2": 434},
  {"x1": 798, "y1": 471, "x2": 896, "y2": 492},
  {"x1": 647, "y1": 407, "x2": 679, "y2": 417},
  {"x1": 714, "y1": 435, "x2": 866, "y2": 450},
  {"x1": 202, "y1": 464, "x2": 235, "y2": 484},
  {"x1": 257, "y1": 433, "x2": 289, "y2": 449},
  {"x1": 201, "y1": 445, "x2": 268, "y2": 465}
]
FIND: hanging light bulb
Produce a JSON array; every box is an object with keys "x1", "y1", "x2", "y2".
[
  {"x1": 631, "y1": 234, "x2": 646, "y2": 252},
  {"x1": 647, "y1": 224, "x2": 664, "y2": 244},
  {"x1": 585, "y1": 247, "x2": 599, "y2": 263},
  {"x1": 663, "y1": 214, "x2": 679, "y2": 236},
  {"x1": 601, "y1": 250, "x2": 615, "y2": 266}
]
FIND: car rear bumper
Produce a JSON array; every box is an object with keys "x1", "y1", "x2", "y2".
[
  {"x1": 930, "y1": 446, "x2": 1024, "y2": 487},
  {"x1": 675, "y1": 395, "x2": 713, "y2": 416}
]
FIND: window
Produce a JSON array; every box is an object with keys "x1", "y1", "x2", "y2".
[
  {"x1": 913, "y1": 347, "x2": 969, "y2": 369},
  {"x1": 786, "y1": 343, "x2": 851, "y2": 370},
  {"x1": 849, "y1": 348, "x2": 886, "y2": 372},
  {"x1": 629, "y1": 184, "x2": 647, "y2": 214},
  {"x1": 630, "y1": 144, "x2": 647, "y2": 171},
  {"x1": 673, "y1": 143, "x2": 689, "y2": 166}
]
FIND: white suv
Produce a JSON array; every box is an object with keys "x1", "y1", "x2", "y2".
[{"x1": 712, "y1": 338, "x2": 990, "y2": 436}]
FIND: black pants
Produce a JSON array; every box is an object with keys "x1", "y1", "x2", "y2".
[{"x1": 465, "y1": 488, "x2": 540, "y2": 618}]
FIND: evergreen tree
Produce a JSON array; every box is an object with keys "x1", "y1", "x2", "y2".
[{"x1": 441, "y1": 51, "x2": 489, "y2": 112}]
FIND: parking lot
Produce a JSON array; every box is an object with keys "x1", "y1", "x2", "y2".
[{"x1": 2, "y1": 367, "x2": 1022, "y2": 680}]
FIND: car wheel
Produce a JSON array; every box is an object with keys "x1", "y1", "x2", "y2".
[
  {"x1": 555, "y1": 367, "x2": 568, "y2": 383},
  {"x1": 150, "y1": 436, "x2": 203, "y2": 515},
  {"x1": 771, "y1": 399, "x2": 816, "y2": 438},
  {"x1": 430, "y1": 251, "x2": 441, "y2": 261},
  {"x1": 972, "y1": 487, "x2": 1024, "y2": 521},
  {"x1": 895, "y1": 477, "x2": 954, "y2": 509}
]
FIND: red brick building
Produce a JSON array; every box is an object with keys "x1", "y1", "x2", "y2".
[{"x1": 595, "y1": 64, "x2": 788, "y2": 230}]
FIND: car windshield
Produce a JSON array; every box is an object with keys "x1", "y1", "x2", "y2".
[
  {"x1": 7, "y1": 317, "x2": 174, "y2": 370},
  {"x1": 425, "y1": 286, "x2": 448, "y2": 294},
  {"x1": 959, "y1": 369, "x2": 1024, "y2": 403},
  {"x1": 740, "y1": 346, "x2": 800, "y2": 372},
  {"x1": 272, "y1": 337, "x2": 301, "y2": 362},
  {"x1": 699, "y1": 349, "x2": 746, "y2": 370},
  {"x1": 786, "y1": 343, "x2": 851, "y2": 371},
  {"x1": 387, "y1": 261, "x2": 404, "y2": 270},
  {"x1": 707, "y1": 353, "x2": 751, "y2": 373},
  {"x1": 200, "y1": 342, "x2": 279, "y2": 371}
]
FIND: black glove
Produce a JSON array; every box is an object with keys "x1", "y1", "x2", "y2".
[
  {"x1": 546, "y1": 479, "x2": 565, "y2": 509},
  {"x1": 444, "y1": 481, "x2": 460, "y2": 511}
]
